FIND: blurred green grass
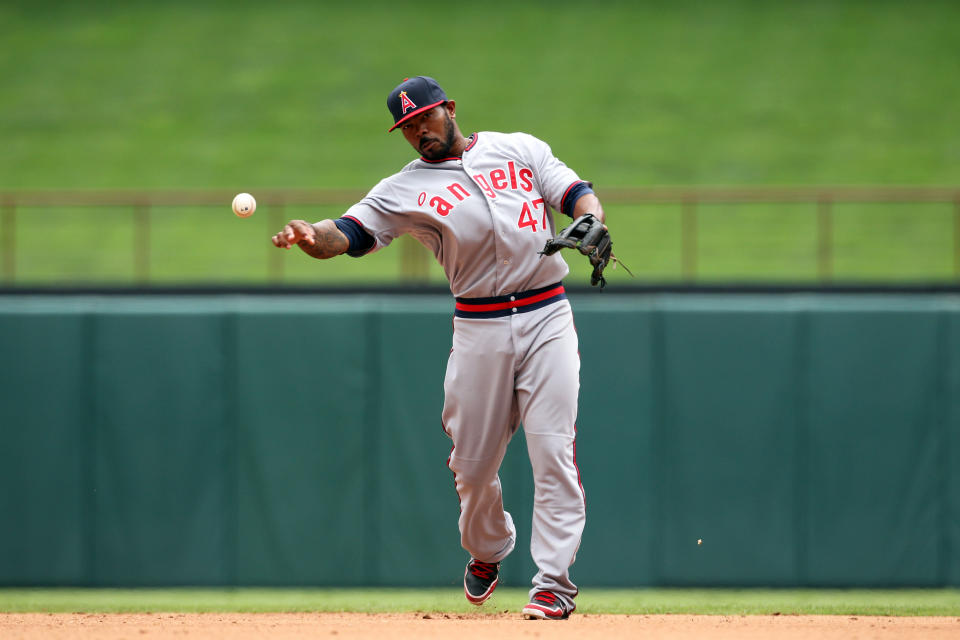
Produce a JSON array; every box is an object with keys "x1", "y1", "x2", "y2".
[
  {"x1": 1, "y1": 0, "x2": 958, "y2": 284},
  {"x1": 1, "y1": 588, "x2": 958, "y2": 616}
]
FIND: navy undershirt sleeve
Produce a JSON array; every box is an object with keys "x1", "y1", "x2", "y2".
[
  {"x1": 334, "y1": 217, "x2": 375, "y2": 257},
  {"x1": 561, "y1": 181, "x2": 595, "y2": 217}
]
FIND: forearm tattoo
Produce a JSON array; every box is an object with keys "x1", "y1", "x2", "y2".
[{"x1": 298, "y1": 224, "x2": 348, "y2": 259}]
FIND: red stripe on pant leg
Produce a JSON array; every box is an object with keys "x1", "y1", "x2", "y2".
[{"x1": 573, "y1": 424, "x2": 585, "y2": 504}]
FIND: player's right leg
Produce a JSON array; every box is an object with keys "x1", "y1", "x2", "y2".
[{"x1": 442, "y1": 316, "x2": 519, "y2": 603}]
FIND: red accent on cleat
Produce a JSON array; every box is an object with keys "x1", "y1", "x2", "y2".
[
  {"x1": 522, "y1": 591, "x2": 573, "y2": 620},
  {"x1": 463, "y1": 560, "x2": 500, "y2": 605},
  {"x1": 469, "y1": 562, "x2": 497, "y2": 580}
]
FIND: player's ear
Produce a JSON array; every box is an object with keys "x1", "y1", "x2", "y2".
[{"x1": 445, "y1": 100, "x2": 456, "y2": 118}]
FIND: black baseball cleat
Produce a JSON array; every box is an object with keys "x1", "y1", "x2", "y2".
[
  {"x1": 522, "y1": 590, "x2": 574, "y2": 620},
  {"x1": 463, "y1": 559, "x2": 500, "y2": 605}
]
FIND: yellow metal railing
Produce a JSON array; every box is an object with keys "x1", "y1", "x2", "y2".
[{"x1": 2, "y1": 187, "x2": 959, "y2": 284}]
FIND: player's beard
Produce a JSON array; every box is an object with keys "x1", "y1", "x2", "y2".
[{"x1": 419, "y1": 112, "x2": 457, "y2": 160}]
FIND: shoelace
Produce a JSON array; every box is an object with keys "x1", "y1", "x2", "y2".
[{"x1": 469, "y1": 561, "x2": 497, "y2": 579}]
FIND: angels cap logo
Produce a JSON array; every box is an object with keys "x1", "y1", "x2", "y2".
[
  {"x1": 387, "y1": 76, "x2": 448, "y2": 132},
  {"x1": 399, "y1": 91, "x2": 417, "y2": 114}
]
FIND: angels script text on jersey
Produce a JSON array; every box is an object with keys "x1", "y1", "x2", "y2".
[{"x1": 418, "y1": 160, "x2": 535, "y2": 217}]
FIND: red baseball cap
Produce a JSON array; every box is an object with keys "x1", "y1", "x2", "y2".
[{"x1": 387, "y1": 76, "x2": 448, "y2": 132}]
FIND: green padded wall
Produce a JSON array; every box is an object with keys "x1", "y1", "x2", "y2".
[
  {"x1": 374, "y1": 306, "x2": 462, "y2": 586},
  {"x1": 0, "y1": 313, "x2": 87, "y2": 584},
  {"x1": 804, "y1": 309, "x2": 942, "y2": 585},
  {"x1": 0, "y1": 294, "x2": 958, "y2": 587},
  {"x1": 657, "y1": 308, "x2": 801, "y2": 585},
  {"x1": 233, "y1": 307, "x2": 369, "y2": 585},
  {"x1": 948, "y1": 313, "x2": 960, "y2": 585},
  {"x1": 92, "y1": 312, "x2": 228, "y2": 585}
]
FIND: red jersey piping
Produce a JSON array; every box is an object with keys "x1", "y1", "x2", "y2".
[
  {"x1": 341, "y1": 214, "x2": 366, "y2": 229},
  {"x1": 560, "y1": 180, "x2": 585, "y2": 214},
  {"x1": 421, "y1": 156, "x2": 462, "y2": 164}
]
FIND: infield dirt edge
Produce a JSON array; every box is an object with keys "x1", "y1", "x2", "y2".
[{"x1": 4, "y1": 612, "x2": 960, "y2": 640}]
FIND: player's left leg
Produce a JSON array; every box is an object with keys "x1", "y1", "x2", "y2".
[{"x1": 513, "y1": 300, "x2": 584, "y2": 617}]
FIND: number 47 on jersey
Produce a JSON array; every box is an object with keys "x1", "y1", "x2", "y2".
[{"x1": 517, "y1": 198, "x2": 546, "y2": 233}]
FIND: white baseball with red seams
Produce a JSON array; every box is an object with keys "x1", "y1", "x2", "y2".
[{"x1": 342, "y1": 131, "x2": 586, "y2": 614}]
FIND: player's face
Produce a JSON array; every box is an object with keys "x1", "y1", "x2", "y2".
[{"x1": 401, "y1": 104, "x2": 456, "y2": 160}]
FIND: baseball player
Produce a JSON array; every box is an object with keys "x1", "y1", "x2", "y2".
[{"x1": 272, "y1": 76, "x2": 612, "y2": 621}]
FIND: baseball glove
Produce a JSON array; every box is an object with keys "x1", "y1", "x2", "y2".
[{"x1": 540, "y1": 213, "x2": 615, "y2": 288}]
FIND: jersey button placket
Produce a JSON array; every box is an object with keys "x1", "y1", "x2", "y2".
[{"x1": 465, "y1": 159, "x2": 508, "y2": 291}]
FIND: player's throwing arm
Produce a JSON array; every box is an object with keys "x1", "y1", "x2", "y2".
[{"x1": 271, "y1": 219, "x2": 349, "y2": 259}]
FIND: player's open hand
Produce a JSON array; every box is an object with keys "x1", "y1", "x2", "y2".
[{"x1": 272, "y1": 220, "x2": 317, "y2": 249}]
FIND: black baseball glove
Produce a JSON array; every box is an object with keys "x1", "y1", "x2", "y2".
[{"x1": 540, "y1": 213, "x2": 614, "y2": 288}]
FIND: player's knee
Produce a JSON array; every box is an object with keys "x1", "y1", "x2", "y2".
[
  {"x1": 527, "y1": 432, "x2": 575, "y2": 455},
  {"x1": 526, "y1": 435, "x2": 576, "y2": 473},
  {"x1": 449, "y1": 457, "x2": 499, "y2": 487}
]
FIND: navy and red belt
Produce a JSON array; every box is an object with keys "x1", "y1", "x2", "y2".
[{"x1": 454, "y1": 283, "x2": 566, "y2": 319}]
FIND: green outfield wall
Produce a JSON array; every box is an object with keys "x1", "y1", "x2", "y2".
[{"x1": 1, "y1": 293, "x2": 958, "y2": 587}]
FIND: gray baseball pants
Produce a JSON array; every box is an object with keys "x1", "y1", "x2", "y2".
[{"x1": 441, "y1": 299, "x2": 585, "y2": 609}]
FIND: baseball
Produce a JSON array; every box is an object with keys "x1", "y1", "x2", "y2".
[
  {"x1": 232, "y1": 192, "x2": 256, "y2": 218},
  {"x1": 697, "y1": 539, "x2": 702, "y2": 545}
]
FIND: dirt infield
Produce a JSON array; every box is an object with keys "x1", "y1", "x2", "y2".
[{"x1": 3, "y1": 612, "x2": 960, "y2": 639}]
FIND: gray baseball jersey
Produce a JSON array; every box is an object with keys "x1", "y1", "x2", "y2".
[
  {"x1": 341, "y1": 130, "x2": 587, "y2": 610},
  {"x1": 342, "y1": 131, "x2": 583, "y2": 298}
]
